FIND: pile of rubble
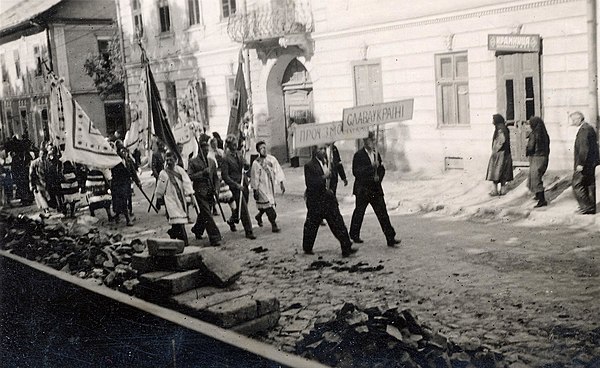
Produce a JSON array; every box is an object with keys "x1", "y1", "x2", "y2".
[
  {"x1": 0, "y1": 212, "x2": 141, "y2": 293},
  {"x1": 0, "y1": 211, "x2": 281, "y2": 336},
  {"x1": 296, "y1": 303, "x2": 507, "y2": 368}
]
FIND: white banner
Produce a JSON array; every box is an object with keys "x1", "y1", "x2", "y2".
[{"x1": 292, "y1": 121, "x2": 370, "y2": 149}]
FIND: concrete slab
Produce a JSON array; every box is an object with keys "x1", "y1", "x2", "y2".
[
  {"x1": 197, "y1": 248, "x2": 242, "y2": 287},
  {"x1": 132, "y1": 246, "x2": 204, "y2": 273},
  {"x1": 231, "y1": 311, "x2": 281, "y2": 336}
]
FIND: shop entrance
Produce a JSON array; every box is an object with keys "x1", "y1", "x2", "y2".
[{"x1": 495, "y1": 52, "x2": 541, "y2": 166}]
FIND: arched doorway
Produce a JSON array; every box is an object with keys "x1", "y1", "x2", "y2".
[{"x1": 265, "y1": 56, "x2": 313, "y2": 164}]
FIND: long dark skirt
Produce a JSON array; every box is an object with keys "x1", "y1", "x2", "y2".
[
  {"x1": 111, "y1": 184, "x2": 131, "y2": 215},
  {"x1": 486, "y1": 151, "x2": 514, "y2": 183},
  {"x1": 528, "y1": 155, "x2": 548, "y2": 193}
]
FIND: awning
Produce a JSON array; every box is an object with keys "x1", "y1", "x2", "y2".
[{"x1": 0, "y1": 0, "x2": 62, "y2": 34}]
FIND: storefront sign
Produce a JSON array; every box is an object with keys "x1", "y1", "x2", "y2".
[
  {"x1": 342, "y1": 99, "x2": 414, "y2": 135},
  {"x1": 488, "y1": 34, "x2": 540, "y2": 52},
  {"x1": 292, "y1": 121, "x2": 370, "y2": 149}
]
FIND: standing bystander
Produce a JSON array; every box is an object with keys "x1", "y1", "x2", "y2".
[{"x1": 570, "y1": 111, "x2": 599, "y2": 214}]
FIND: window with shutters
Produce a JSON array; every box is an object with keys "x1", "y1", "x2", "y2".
[
  {"x1": 132, "y1": 0, "x2": 144, "y2": 37},
  {"x1": 188, "y1": 0, "x2": 202, "y2": 26},
  {"x1": 435, "y1": 52, "x2": 470, "y2": 126},
  {"x1": 352, "y1": 61, "x2": 383, "y2": 106},
  {"x1": 158, "y1": 0, "x2": 171, "y2": 33},
  {"x1": 221, "y1": 0, "x2": 236, "y2": 18}
]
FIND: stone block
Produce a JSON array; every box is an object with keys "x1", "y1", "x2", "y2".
[
  {"x1": 231, "y1": 311, "x2": 281, "y2": 336},
  {"x1": 138, "y1": 269, "x2": 206, "y2": 296},
  {"x1": 204, "y1": 295, "x2": 258, "y2": 328},
  {"x1": 254, "y1": 293, "x2": 279, "y2": 317},
  {"x1": 197, "y1": 248, "x2": 242, "y2": 287},
  {"x1": 146, "y1": 238, "x2": 185, "y2": 256},
  {"x1": 132, "y1": 246, "x2": 204, "y2": 273}
]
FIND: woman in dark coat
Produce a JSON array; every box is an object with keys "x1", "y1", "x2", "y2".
[
  {"x1": 526, "y1": 116, "x2": 550, "y2": 207},
  {"x1": 486, "y1": 114, "x2": 514, "y2": 196}
]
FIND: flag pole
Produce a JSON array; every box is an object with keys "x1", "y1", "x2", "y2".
[{"x1": 136, "y1": 181, "x2": 159, "y2": 213}]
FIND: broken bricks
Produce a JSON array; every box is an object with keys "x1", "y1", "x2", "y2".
[{"x1": 296, "y1": 302, "x2": 507, "y2": 368}]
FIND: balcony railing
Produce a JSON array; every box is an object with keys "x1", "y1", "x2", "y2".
[{"x1": 227, "y1": 0, "x2": 313, "y2": 44}]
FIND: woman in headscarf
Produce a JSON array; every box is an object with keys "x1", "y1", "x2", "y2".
[
  {"x1": 486, "y1": 114, "x2": 514, "y2": 196},
  {"x1": 526, "y1": 116, "x2": 550, "y2": 207},
  {"x1": 154, "y1": 150, "x2": 195, "y2": 245}
]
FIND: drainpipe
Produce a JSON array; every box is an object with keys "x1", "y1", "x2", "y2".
[
  {"x1": 588, "y1": 0, "x2": 598, "y2": 130},
  {"x1": 114, "y1": 0, "x2": 130, "y2": 133}
]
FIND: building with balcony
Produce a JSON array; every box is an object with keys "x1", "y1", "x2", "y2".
[
  {"x1": 118, "y1": 0, "x2": 599, "y2": 174},
  {"x1": 0, "y1": 0, "x2": 121, "y2": 147}
]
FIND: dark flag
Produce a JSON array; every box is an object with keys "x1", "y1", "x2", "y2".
[
  {"x1": 226, "y1": 50, "x2": 248, "y2": 140},
  {"x1": 146, "y1": 64, "x2": 182, "y2": 163}
]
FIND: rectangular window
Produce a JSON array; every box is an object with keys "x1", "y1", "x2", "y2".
[
  {"x1": 158, "y1": 0, "x2": 171, "y2": 33},
  {"x1": 435, "y1": 52, "x2": 470, "y2": 126},
  {"x1": 188, "y1": 0, "x2": 201, "y2": 26},
  {"x1": 165, "y1": 81, "x2": 177, "y2": 125},
  {"x1": 352, "y1": 62, "x2": 383, "y2": 106},
  {"x1": 195, "y1": 79, "x2": 209, "y2": 128},
  {"x1": 33, "y1": 46, "x2": 43, "y2": 76},
  {"x1": 13, "y1": 50, "x2": 21, "y2": 79},
  {"x1": 525, "y1": 76, "x2": 535, "y2": 119},
  {"x1": 221, "y1": 0, "x2": 236, "y2": 18},
  {"x1": 226, "y1": 75, "x2": 236, "y2": 109},
  {"x1": 505, "y1": 79, "x2": 514, "y2": 121},
  {"x1": 132, "y1": 0, "x2": 144, "y2": 37},
  {"x1": 0, "y1": 54, "x2": 8, "y2": 82},
  {"x1": 97, "y1": 39, "x2": 111, "y2": 65}
]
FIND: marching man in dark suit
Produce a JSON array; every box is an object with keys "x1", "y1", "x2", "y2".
[
  {"x1": 349, "y1": 131, "x2": 401, "y2": 247},
  {"x1": 570, "y1": 111, "x2": 599, "y2": 214},
  {"x1": 303, "y1": 144, "x2": 357, "y2": 257}
]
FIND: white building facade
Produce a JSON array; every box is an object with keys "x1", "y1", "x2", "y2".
[{"x1": 118, "y1": 0, "x2": 599, "y2": 174}]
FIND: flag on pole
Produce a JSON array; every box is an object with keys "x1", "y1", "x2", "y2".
[
  {"x1": 146, "y1": 64, "x2": 181, "y2": 163},
  {"x1": 55, "y1": 81, "x2": 122, "y2": 168},
  {"x1": 124, "y1": 68, "x2": 149, "y2": 151},
  {"x1": 226, "y1": 50, "x2": 248, "y2": 139}
]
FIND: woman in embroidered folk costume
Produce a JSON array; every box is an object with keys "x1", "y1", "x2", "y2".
[
  {"x1": 155, "y1": 150, "x2": 195, "y2": 245},
  {"x1": 251, "y1": 141, "x2": 285, "y2": 232}
]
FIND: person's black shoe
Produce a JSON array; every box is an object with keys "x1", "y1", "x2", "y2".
[
  {"x1": 271, "y1": 223, "x2": 281, "y2": 233},
  {"x1": 351, "y1": 237, "x2": 364, "y2": 244},
  {"x1": 534, "y1": 200, "x2": 548, "y2": 208},
  {"x1": 303, "y1": 249, "x2": 314, "y2": 255},
  {"x1": 245, "y1": 232, "x2": 256, "y2": 240},
  {"x1": 227, "y1": 219, "x2": 237, "y2": 232},
  {"x1": 387, "y1": 238, "x2": 401, "y2": 247},
  {"x1": 342, "y1": 248, "x2": 358, "y2": 257},
  {"x1": 255, "y1": 213, "x2": 263, "y2": 227},
  {"x1": 126, "y1": 222, "x2": 134, "y2": 227}
]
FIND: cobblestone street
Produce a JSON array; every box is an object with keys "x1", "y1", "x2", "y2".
[{"x1": 69, "y1": 168, "x2": 600, "y2": 367}]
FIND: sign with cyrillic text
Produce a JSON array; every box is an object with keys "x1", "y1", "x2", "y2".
[
  {"x1": 342, "y1": 99, "x2": 414, "y2": 135},
  {"x1": 487, "y1": 34, "x2": 540, "y2": 53},
  {"x1": 292, "y1": 121, "x2": 370, "y2": 149}
]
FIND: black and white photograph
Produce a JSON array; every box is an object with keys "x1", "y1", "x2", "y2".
[{"x1": 1, "y1": 0, "x2": 599, "y2": 366}]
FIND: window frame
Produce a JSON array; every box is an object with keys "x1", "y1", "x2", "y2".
[
  {"x1": 131, "y1": 0, "x2": 144, "y2": 37},
  {"x1": 158, "y1": 0, "x2": 172, "y2": 34},
  {"x1": 434, "y1": 51, "x2": 470, "y2": 128},
  {"x1": 187, "y1": 0, "x2": 202, "y2": 27},
  {"x1": 221, "y1": 0, "x2": 237, "y2": 19},
  {"x1": 164, "y1": 81, "x2": 178, "y2": 126},
  {"x1": 13, "y1": 50, "x2": 21, "y2": 79}
]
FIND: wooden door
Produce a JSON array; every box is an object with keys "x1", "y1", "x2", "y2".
[{"x1": 496, "y1": 53, "x2": 541, "y2": 166}]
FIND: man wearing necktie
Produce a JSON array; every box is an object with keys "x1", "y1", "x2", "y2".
[
  {"x1": 302, "y1": 144, "x2": 357, "y2": 257},
  {"x1": 349, "y1": 131, "x2": 401, "y2": 247}
]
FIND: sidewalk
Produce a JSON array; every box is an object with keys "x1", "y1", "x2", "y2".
[{"x1": 280, "y1": 165, "x2": 600, "y2": 231}]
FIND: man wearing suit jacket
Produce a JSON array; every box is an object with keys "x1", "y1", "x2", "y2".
[
  {"x1": 350, "y1": 132, "x2": 401, "y2": 247},
  {"x1": 303, "y1": 144, "x2": 357, "y2": 257},
  {"x1": 570, "y1": 111, "x2": 599, "y2": 214}
]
